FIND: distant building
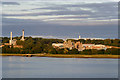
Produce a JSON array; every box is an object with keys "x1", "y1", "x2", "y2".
[
  {"x1": 9, "y1": 32, "x2": 17, "y2": 45},
  {"x1": 75, "y1": 42, "x2": 82, "y2": 51},
  {"x1": 52, "y1": 43, "x2": 64, "y2": 48},
  {"x1": 82, "y1": 44, "x2": 106, "y2": 50},
  {"x1": 10, "y1": 39, "x2": 17, "y2": 45},
  {"x1": 21, "y1": 29, "x2": 25, "y2": 41},
  {"x1": 9, "y1": 32, "x2": 12, "y2": 45},
  {"x1": 82, "y1": 44, "x2": 95, "y2": 50},
  {"x1": 52, "y1": 40, "x2": 107, "y2": 51},
  {"x1": 3, "y1": 30, "x2": 24, "y2": 48},
  {"x1": 79, "y1": 35, "x2": 81, "y2": 39},
  {"x1": 63, "y1": 40, "x2": 75, "y2": 50},
  {"x1": 1, "y1": 44, "x2": 23, "y2": 48},
  {"x1": 92, "y1": 44, "x2": 107, "y2": 50}
]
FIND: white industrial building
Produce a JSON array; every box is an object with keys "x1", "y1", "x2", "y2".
[
  {"x1": 52, "y1": 43, "x2": 64, "y2": 48},
  {"x1": 21, "y1": 29, "x2": 25, "y2": 41},
  {"x1": 9, "y1": 30, "x2": 25, "y2": 45},
  {"x1": 9, "y1": 32, "x2": 17, "y2": 45}
]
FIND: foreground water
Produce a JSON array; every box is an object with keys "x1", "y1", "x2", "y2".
[{"x1": 2, "y1": 56, "x2": 118, "y2": 78}]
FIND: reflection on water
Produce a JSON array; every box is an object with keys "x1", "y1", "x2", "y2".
[
  {"x1": 0, "y1": 56, "x2": 2, "y2": 79},
  {"x1": 2, "y1": 56, "x2": 118, "y2": 78}
]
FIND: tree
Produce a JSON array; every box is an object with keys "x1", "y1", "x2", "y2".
[
  {"x1": 48, "y1": 48, "x2": 57, "y2": 54},
  {"x1": 78, "y1": 39, "x2": 85, "y2": 43},
  {"x1": 64, "y1": 48, "x2": 69, "y2": 54},
  {"x1": 85, "y1": 39, "x2": 91, "y2": 44},
  {"x1": 104, "y1": 39, "x2": 111, "y2": 45},
  {"x1": 68, "y1": 48, "x2": 79, "y2": 54}
]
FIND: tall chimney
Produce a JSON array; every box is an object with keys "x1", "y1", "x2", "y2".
[
  {"x1": 22, "y1": 29, "x2": 24, "y2": 39},
  {"x1": 79, "y1": 35, "x2": 81, "y2": 39},
  {"x1": 10, "y1": 32, "x2": 12, "y2": 40},
  {"x1": 9, "y1": 32, "x2": 12, "y2": 45},
  {"x1": 21, "y1": 29, "x2": 25, "y2": 41}
]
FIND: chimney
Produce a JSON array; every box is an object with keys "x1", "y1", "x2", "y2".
[
  {"x1": 22, "y1": 29, "x2": 24, "y2": 38},
  {"x1": 9, "y1": 32, "x2": 12, "y2": 45},
  {"x1": 10, "y1": 32, "x2": 12, "y2": 40},
  {"x1": 21, "y1": 29, "x2": 25, "y2": 41},
  {"x1": 79, "y1": 35, "x2": 81, "y2": 39}
]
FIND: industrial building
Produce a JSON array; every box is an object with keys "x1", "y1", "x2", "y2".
[
  {"x1": 52, "y1": 40, "x2": 107, "y2": 51},
  {"x1": 63, "y1": 40, "x2": 75, "y2": 50},
  {"x1": 52, "y1": 43, "x2": 64, "y2": 49},
  {"x1": 1, "y1": 30, "x2": 25, "y2": 48},
  {"x1": 9, "y1": 32, "x2": 17, "y2": 45},
  {"x1": 21, "y1": 30, "x2": 25, "y2": 41},
  {"x1": 9, "y1": 30, "x2": 25, "y2": 45}
]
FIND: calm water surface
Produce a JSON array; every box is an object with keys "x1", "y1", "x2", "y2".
[{"x1": 2, "y1": 56, "x2": 118, "y2": 78}]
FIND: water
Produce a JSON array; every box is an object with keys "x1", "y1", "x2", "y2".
[{"x1": 2, "y1": 56, "x2": 118, "y2": 78}]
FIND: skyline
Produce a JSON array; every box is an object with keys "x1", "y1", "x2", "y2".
[{"x1": 1, "y1": 0, "x2": 118, "y2": 39}]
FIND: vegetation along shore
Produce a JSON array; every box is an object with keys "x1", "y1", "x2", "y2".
[
  {"x1": 1, "y1": 37, "x2": 120, "y2": 59},
  {"x1": 0, "y1": 54, "x2": 119, "y2": 59}
]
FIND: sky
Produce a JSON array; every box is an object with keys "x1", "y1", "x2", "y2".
[{"x1": 1, "y1": 0, "x2": 119, "y2": 39}]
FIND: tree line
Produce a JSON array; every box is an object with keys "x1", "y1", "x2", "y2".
[
  {"x1": 68, "y1": 39, "x2": 120, "y2": 47},
  {"x1": 1, "y1": 37, "x2": 120, "y2": 55}
]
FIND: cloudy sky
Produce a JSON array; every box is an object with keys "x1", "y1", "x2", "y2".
[{"x1": 2, "y1": 0, "x2": 119, "y2": 39}]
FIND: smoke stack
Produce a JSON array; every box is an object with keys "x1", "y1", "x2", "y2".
[
  {"x1": 22, "y1": 29, "x2": 24, "y2": 38},
  {"x1": 10, "y1": 32, "x2": 12, "y2": 40},
  {"x1": 9, "y1": 32, "x2": 13, "y2": 45},
  {"x1": 21, "y1": 29, "x2": 25, "y2": 41},
  {"x1": 79, "y1": 35, "x2": 81, "y2": 39}
]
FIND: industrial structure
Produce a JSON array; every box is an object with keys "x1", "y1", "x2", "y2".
[
  {"x1": 52, "y1": 40, "x2": 107, "y2": 51},
  {"x1": 9, "y1": 32, "x2": 17, "y2": 45},
  {"x1": 9, "y1": 30, "x2": 25, "y2": 45},
  {"x1": 21, "y1": 29, "x2": 25, "y2": 41},
  {"x1": 2, "y1": 30, "x2": 25, "y2": 48}
]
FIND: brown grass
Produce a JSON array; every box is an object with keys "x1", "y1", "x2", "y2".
[{"x1": 0, "y1": 53, "x2": 119, "y2": 59}]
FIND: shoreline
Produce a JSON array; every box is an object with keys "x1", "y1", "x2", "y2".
[{"x1": 0, "y1": 54, "x2": 119, "y2": 59}]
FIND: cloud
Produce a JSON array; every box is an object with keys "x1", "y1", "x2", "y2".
[
  {"x1": 2, "y1": 0, "x2": 118, "y2": 38},
  {"x1": 2, "y1": 0, "x2": 119, "y2": 2},
  {"x1": 3, "y1": 15, "x2": 89, "y2": 20},
  {"x1": 2, "y1": 17, "x2": 118, "y2": 38},
  {"x1": 2, "y1": 2, "x2": 20, "y2": 5},
  {"x1": 3, "y1": 2, "x2": 117, "y2": 18}
]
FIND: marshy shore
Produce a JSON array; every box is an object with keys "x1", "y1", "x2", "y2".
[{"x1": 0, "y1": 53, "x2": 119, "y2": 59}]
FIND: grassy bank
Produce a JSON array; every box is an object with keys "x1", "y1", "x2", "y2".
[{"x1": 0, "y1": 53, "x2": 119, "y2": 59}]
